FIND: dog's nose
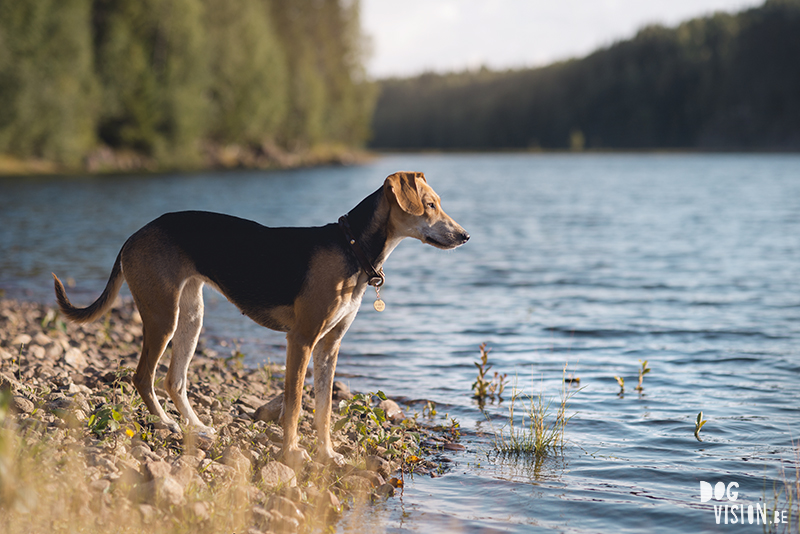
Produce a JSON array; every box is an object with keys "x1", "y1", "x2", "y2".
[{"x1": 461, "y1": 232, "x2": 470, "y2": 243}]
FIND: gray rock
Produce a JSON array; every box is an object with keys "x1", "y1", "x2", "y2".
[
  {"x1": 0, "y1": 372, "x2": 22, "y2": 393},
  {"x1": 353, "y1": 469, "x2": 384, "y2": 488},
  {"x1": 254, "y1": 394, "x2": 283, "y2": 424},
  {"x1": 188, "y1": 501, "x2": 210, "y2": 521},
  {"x1": 315, "y1": 488, "x2": 341, "y2": 519},
  {"x1": 365, "y1": 455, "x2": 391, "y2": 478},
  {"x1": 279, "y1": 485, "x2": 303, "y2": 503},
  {"x1": 138, "y1": 504, "x2": 158, "y2": 524},
  {"x1": 136, "y1": 475, "x2": 185, "y2": 508},
  {"x1": 141, "y1": 459, "x2": 172, "y2": 482},
  {"x1": 339, "y1": 474, "x2": 373, "y2": 495},
  {"x1": 236, "y1": 393, "x2": 264, "y2": 410},
  {"x1": 11, "y1": 333, "x2": 32, "y2": 346},
  {"x1": 378, "y1": 399, "x2": 405, "y2": 422},
  {"x1": 131, "y1": 444, "x2": 160, "y2": 463},
  {"x1": 63, "y1": 347, "x2": 87, "y2": 369},
  {"x1": 251, "y1": 505, "x2": 274, "y2": 529},
  {"x1": 270, "y1": 514, "x2": 299, "y2": 533},
  {"x1": 259, "y1": 461, "x2": 296, "y2": 490},
  {"x1": 200, "y1": 460, "x2": 237, "y2": 486},
  {"x1": 332, "y1": 381, "x2": 353, "y2": 401},
  {"x1": 376, "y1": 482, "x2": 396, "y2": 498},
  {"x1": 11, "y1": 395, "x2": 35, "y2": 414},
  {"x1": 266, "y1": 494, "x2": 304, "y2": 524},
  {"x1": 222, "y1": 445, "x2": 251, "y2": 475}
]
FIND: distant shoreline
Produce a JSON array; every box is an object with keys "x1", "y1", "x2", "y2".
[
  {"x1": 0, "y1": 145, "x2": 375, "y2": 177},
  {"x1": 5, "y1": 147, "x2": 800, "y2": 177}
]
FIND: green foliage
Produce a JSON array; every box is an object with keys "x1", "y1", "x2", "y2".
[
  {"x1": 0, "y1": 0, "x2": 373, "y2": 169},
  {"x1": 334, "y1": 391, "x2": 418, "y2": 459},
  {"x1": 371, "y1": 0, "x2": 800, "y2": 150},
  {"x1": 87, "y1": 402, "x2": 124, "y2": 437},
  {"x1": 202, "y1": 0, "x2": 287, "y2": 145},
  {"x1": 93, "y1": 0, "x2": 209, "y2": 166},
  {"x1": 268, "y1": 0, "x2": 376, "y2": 148},
  {"x1": 0, "y1": 0, "x2": 97, "y2": 166}
]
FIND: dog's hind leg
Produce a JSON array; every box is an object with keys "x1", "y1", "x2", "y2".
[
  {"x1": 165, "y1": 278, "x2": 212, "y2": 433},
  {"x1": 131, "y1": 291, "x2": 181, "y2": 433}
]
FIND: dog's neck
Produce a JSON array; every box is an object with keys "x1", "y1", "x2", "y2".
[{"x1": 344, "y1": 187, "x2": 404, "y2": 272}]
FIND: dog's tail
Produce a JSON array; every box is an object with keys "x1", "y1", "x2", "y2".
[{"x1": 52, "y1": 251, "x2": 125, "y2": 324}]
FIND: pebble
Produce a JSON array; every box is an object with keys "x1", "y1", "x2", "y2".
[
  {"x1": 11, "y1": 395, "x2": 35, "y2": 414},
  {"x1": 253, "y1": 394, "x2": 283, "y2": 423},
  {"x1": 259, "y1": 461, "x2": 297, "y2": 490},
  {"x1": 378, "y1": 398, "x2": 405, "y2": 422}
]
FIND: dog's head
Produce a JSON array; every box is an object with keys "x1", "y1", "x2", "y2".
[{"x1": 384, "y1": 172, "x2": 470, "y2": 249}]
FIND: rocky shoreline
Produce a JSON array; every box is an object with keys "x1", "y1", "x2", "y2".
[
  {"x1": 0, "y1": 298, "x2": 460, "y2": 533},
  {"x1": 0, "y1": 143, "x2": 373, "y2": 176}
]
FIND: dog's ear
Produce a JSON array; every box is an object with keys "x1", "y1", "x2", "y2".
[{"x1": 385, "y1": 172, "x2": 426, "y2": 215}]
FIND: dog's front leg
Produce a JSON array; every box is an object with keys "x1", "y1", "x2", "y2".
[
  {"x1": 313, "y1": 318, "x2": 353, "y2": 467},
  {"x1": 281, "y1": 332, "x2": 314, "y2": 469}
]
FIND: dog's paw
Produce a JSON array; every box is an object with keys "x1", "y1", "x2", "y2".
[
  {"x1": 154, "y1": 420, "x2": 182, "y2": 434},
  {"x1": 183, "y1": 425, "x2": 216, "y2": 449},
  {"x1": 281, "y1": 446, "x2": 312, "y2": 470},
  {"x1": 190, "y1": 424, "x2": 216, "y2": 436},
  {"x1": 317, "y1": 448, "x2": 346, "y2": 467}
]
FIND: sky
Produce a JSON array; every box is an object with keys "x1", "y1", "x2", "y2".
[{"x1": 361, "y1": 0, "x2": 763, "y2": 79}]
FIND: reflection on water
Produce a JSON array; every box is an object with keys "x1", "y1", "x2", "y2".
[{"x1": 2, "y1": 154, "x2": 800, "y2": 533}]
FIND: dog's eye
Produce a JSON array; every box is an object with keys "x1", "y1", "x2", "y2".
[{"x1": 427, "y1": 202, "x2": 436, "y2": 209}]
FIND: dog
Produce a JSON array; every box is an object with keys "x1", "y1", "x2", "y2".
[{"x1": 52, "y1": 171, "x2": 469, "y2": 467}]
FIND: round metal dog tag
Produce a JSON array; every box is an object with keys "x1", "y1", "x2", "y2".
[{"x1": 374, "y1": 299, "x2": 386, "y2": 312}]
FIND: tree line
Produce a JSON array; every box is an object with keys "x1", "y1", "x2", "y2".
[
  {"x1": 370, "y1": 0, "x2": 800, "y2": 151},
  {"x1": 0, "y1": 0, "x2": 375, "y2": 170}
]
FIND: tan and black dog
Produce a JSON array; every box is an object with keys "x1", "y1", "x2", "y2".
[{"x1": 52, "y1": 171, "x2": 469, "y2": 467}]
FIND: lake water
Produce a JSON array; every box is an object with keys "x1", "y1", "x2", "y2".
[{"x1": 2, "y1": 153, "x2": 800, "y2": 533}]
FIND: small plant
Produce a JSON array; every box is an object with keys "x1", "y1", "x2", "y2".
[
  {"x1": 614, "y1": 376, "x2": 625, "y2": 395},
  {"x1": 472, "y1": 343, "x2": 493, "y2": 401},
  {"x1": 635, "y1": 360, "x2": 651, "y2": 391},
  {"x1": 472, "y1": 343, "x2": 508, "y2": 405},
  {"x1": 694, "y1": 412, "x2": 707, "y2": 441},
  {"x1": 40, "y1": 308, "x2": 66, "y2": 333},
  {"x1": 492, "y1": 364, "x2": 579, "y2": 458},
  {"x1": 334, "y1": 391, "x2": 418, "y2": 459},
  {"x1": 422, "y1": 400, "x2": 437, "y2": 418},
  {"x1": 87, "y1": 403, "x2": 125, "y2": 437},
  {"x1": 491, "y1": 371, "x2": 510, "y2": 400},
  {"x1": 762, "y1": 438, "x2": 800, "y2": 534},
  {"x1": 224, "y1": 342, "x2": 246, "y2": 369}
]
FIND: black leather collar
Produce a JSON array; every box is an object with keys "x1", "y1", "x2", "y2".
[{"x1": 338, "y1": 215, "x2": 385, "y2": 288}]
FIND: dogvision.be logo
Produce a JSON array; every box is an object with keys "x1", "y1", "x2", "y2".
[{"x1": 700, "y1": 481, "x2": 788, "y2": 526}]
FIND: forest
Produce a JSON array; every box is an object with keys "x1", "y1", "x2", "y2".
[
  {"x1": 0, "y1": 0, "x2": 375, "y2": 171},
  {"x1": 370, "y1": 0, "x2": 800, "y2": 151}
]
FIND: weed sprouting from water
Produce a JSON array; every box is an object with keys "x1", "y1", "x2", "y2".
[
  {"x1": 762, "y1": 438, "x2": 800, "y2": 534},
  {"x1": 614, "y1": 375, "x2": 625, "y2": 396},
  {"x1": 694, "y1": 412, "x2": 708, "y2": 441},
  {"x1": 472, "y1": 343, "x2": 509, "y2": 407},
  {"x1": 490, "y1": 363, "x2": 579, "y2": 458},
  {"x1": 635, "y1": 359, "x2": 651, "y2": 392}
]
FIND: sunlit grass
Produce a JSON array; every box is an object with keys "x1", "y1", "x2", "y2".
[
  {"x1": 762, "y1": 438, "x2": 800, "y2": 534},
  {"x1": 490, "y1": 364, "x2": 579, "y2": 458}
]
